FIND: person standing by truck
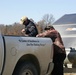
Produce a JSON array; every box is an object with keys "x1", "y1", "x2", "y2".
[
  {"x1": 20, "y1": 16, "x2": 38, "y2": 37},
  {"x1": 36, "y1": 25, "x2": 66, "y2": 75}
]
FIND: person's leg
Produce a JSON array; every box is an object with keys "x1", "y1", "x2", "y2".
[
  {"x1": 51, "y1": 53, "x2": 66, "y2": 75},
  {"x1": 57, "y1": 62, "x2": 63, "y2": 75},
  {"x1": 51, "y1": 62, "x2": 63, "y2": 75}
]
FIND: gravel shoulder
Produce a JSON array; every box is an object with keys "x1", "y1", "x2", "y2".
[{"x1": 64, "y1": 68, "x2": 76, "y2": 75}]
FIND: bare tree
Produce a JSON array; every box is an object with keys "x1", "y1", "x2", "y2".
[
  {"x1": 42, "y1": 14, "x2": 55, "y2": 26},
  {"x1": 37, "y1": 20, "x2": 45, "y2": 32},
  {"x1": 37, "y1": 14, "x2": 55, "y2": 32}
]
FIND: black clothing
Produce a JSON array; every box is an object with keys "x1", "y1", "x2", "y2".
[
  {"x1": 51, "y1": 32, "x2": 66, "y2": 75},
  {"x1": 51, "y1": 53, "x2": 66, "y2": 75},
  {"x1": 53, "y1": 44, "x2": 65, "y2": 55},
  {"x1": 51, "y1": 61, "x2": 63, "y2": 75},
  {"x1": 25, "y1": 20, "x2": 38, "y2": 37}
]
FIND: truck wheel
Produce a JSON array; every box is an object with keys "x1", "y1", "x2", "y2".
[{"x1": 13, "y1": 62, "x2": 38, "y2": 75}]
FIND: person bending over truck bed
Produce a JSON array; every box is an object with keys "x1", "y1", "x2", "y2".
[
  {"x1": 36, "y1": 25, "x2": 66, "y2": 75},
  {"x1": 20, "y1": 16, "x2": 38, "y2": 37}
]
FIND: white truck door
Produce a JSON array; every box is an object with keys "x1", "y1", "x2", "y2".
[{"x1": 0, "y1": 35, "x2": 4, "y2": 74}]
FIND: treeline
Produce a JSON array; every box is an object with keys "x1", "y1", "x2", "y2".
[
  {"x1": 0, "y1": 14, "x2": 55, "y2": 36},
  {"x1": 0, "y1": 23, "x2": 42, "y2": 36}
]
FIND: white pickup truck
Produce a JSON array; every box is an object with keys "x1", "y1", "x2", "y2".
[
  {"x1": 1, "y1": 24, "x2": 76, "y2": 75},
  {"x1": 0, "y1": 34, "x2": 54, "y2": 75}
]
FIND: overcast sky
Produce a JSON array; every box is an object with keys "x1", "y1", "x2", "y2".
[{"x1": 0, "y1": 0, "x2": 76, "y2": 24}]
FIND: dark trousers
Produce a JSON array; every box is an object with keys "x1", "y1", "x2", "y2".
[
  {"x1": 51, "y1": 62, "x2": 63, "y2": 75},
  {"x1": 51, "y1": 53, "x2": 66, "y2": 75}
]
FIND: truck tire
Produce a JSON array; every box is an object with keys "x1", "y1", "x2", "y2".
[{"x1": 13, "y1": 62, "x2": 38, "y2": 75}]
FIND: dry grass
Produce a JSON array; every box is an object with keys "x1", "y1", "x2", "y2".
[
  {"x1": 64, "y1": 73, "x2": 76, "y2": 75},
  {"x1": 64, "y1": 67, "x2": 76, "y2": 75}
]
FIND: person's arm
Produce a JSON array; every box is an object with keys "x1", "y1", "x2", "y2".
[
  {"x1": 36, "y1": 30, "x2": 57, "y2": 37},
  {"x1": 28, "y1": 26, "x2": 38, "y2": 37},
  {"x1": 21, "y1": 28, "x2": 29, "y2": 36},
  {"x1": 21, "y1": 29, "x2": 25, "y2": 33}
]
